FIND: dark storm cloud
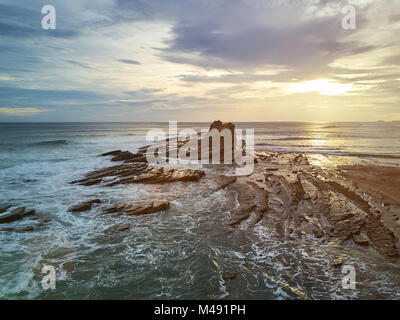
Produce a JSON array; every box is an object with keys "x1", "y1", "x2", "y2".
[
  {"x1": 162, "y1": 14, "x2": 372, "y2": 72},
  {"x1": 113, "y1": 0, "x2": 374, "y2": 73}
]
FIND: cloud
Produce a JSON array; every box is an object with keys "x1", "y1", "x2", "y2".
[
  {"x1": 64, "y1": 60, "x2": 94, "y2": 69},
  {"x1": 0, "y1": 86, "x2": 111, "y2": 108},
  {"x1": 383, "y1": 54, "x2": 400, "y2": 66},
  {"x1": 0, "y1": 3, "x2": 79, "y2": 39},
  {"x1": 161, "y1": 14, "x2": 373, "y2": 73},
  {"x1": 0, "y1": 0, "x2": 399, "y2": 121},
  {"x1": 0, "y1": 107, "x2": 48, "y2": 116},
  {"x1": 117, "y1": 59, "x2": 141, "y2": 65}
]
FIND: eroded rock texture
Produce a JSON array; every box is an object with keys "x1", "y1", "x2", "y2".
[
  {"x1": 70, "y1": 153, "x2": 205, "y2": 187},
  {"x1": 220, "y1": 152, "x2": 399, "y2": 259},
  {"x1": 104, "y1": 201, "x2": 170, "y2": 216}
]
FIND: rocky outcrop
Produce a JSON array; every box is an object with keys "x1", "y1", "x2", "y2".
[
  {"x1": 104, "y1": 201, "x2": 170, "y2": 216},
  {"x1": 353, "y1": 232, "x2": 370, "y2": 246},
  {"x1": 68, "y1": 199, "x2": 101, "y2": 213},
  {"x1": 227, "y1": 181, "x2": 268, "y2": 228},
  {"x1": 218, "y1": 151, "x2": 400, "y2": 260},
  {"x1": 70, "y1": 121, "x2": 400, "y2": 261},
  {"x1": 99, "y1": 149, "x2": 148, "y2": 163},
  {"x1": 0, "y1": 205, "x2": 51, "y2": 232},
  {"x1": 71, "y1": 157, "x2": 204, "y2": 187},
  {"x1": 204, "y1": 120, "x2": 238, "y2": 163},
  {"x1": 0, "y1": 206, "x2": 35, "y2": 224}
]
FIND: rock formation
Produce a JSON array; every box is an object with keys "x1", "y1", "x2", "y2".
[
  {"x1": 0, "y1": 206, "x2": 35, "y2": 224},
  {"x1": 104, "y1": 201, "x2": 170, "y2": 216},
  {"x1": 69, "y1": 121, "x2": 400, "y2": 260},
  {"x1": 68, "y1": 199, "x2": 101, "y2": 213}
]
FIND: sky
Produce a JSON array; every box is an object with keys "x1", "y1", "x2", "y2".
[{"x1": 0, "y1": 0, "x2": 399, "y2": 122}]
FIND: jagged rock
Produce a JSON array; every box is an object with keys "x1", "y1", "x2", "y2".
[
  {"x1": 104, "y1": 201, "x2": 170, "y2": 216},
  {"x1": 302, "y1": 223, "x2": 323, "y2": 238},
  {"x1": 99, "y1": 150, "x2": 122, "y2": 157},
  {"x1": 0, "y1": 205, "x2": 13, "y2": 214},
  {"x1": 206, "y1": 121, "x2": 237, "y2": 163},
  {"x1": 209, "y1": 120, "x2": 235, "y2": 135},
  {"x1": 0, "y1": 207, "x2": 34, "y2": 224},
  {"x1": 19, "y1": 226, "x2": 35, "y2": 232},
  {"x1": 363, "y1": 216, "x2": 398, "y2": 258},
  {"x1": 227, "y1": 181, "x2": 268, "y2": 227},
  {"x1": 99, "y1": 150, "x2": 148, "y2": 163},
  {"x1": 71, "y1": 161, "x2": 204, "y2": 187},
  {"x1": 353, "y1": 232, "x2": 370, "y2": 246},
  {"x1": 105, "y1": 223, "x2": 131, "y2": 234},
  {"x1": 210, "y1": 175, "x2": 237, "y2": 193},
  {"x1": 68, "y1": 199, "x2": 101, "y2": 213}
]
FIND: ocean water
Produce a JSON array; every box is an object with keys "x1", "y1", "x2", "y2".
[{"x1": 1, "y1": 122, "x2": 400, "y2": 300}]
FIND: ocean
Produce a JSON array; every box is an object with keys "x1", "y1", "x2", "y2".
[{"x1": 1, "y1": 122, "x2": 400, "y2": 299}]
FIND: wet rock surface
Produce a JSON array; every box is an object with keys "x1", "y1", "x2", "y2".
[
  {"x1": 71, "y1": 158, "x2": 205, "y2": 187},
  {"x1": 68, "y1": 199, "x2": 101, "y2": 213},
  {"x1": 0, "y1": 205, "x2": 51, "y2": 232},
  {"x1": 0, "y1": 206, "x2": 35, "y2": 224},
  {"x1": 104, "y1": 201, "x2": 170, "y2": 216},
  {"x1": 227, "y1": 151, "x2": 400, "y2": 260}
]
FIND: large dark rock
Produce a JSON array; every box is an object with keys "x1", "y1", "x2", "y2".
[
  {"x1": 99, "y1": 150, "x2": 147, "y2": 163},
  {"x1": 71, "y1": 161, "x2": 204, "y2": 187},
  {"x1": 206, "y1": 120, "x2": 237, "y2": 163},
  {"x1": 99, "y1": 150, "x2": 122, "y2": 157},
  {"x1": 0, "y1": 207, "x2": 34, "y2": 224},
  {"x1": 209, "y1": 120, "x2": 235, "y2": 135},
  {"x1": 353, "y1": 232, "x2": 370, "y2": 246}
]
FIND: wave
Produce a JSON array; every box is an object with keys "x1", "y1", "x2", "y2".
[{"x1": 32, "y1": 140, "x2": 70, "y2": 146}]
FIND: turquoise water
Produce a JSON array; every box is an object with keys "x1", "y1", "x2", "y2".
[{"x1": 1, "y1": 122, "x2": 400, "y2": 299}]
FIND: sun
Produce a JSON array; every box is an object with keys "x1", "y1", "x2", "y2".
[{"x1": 290, "y1": 79, "x2": 354, "y2": 96}]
